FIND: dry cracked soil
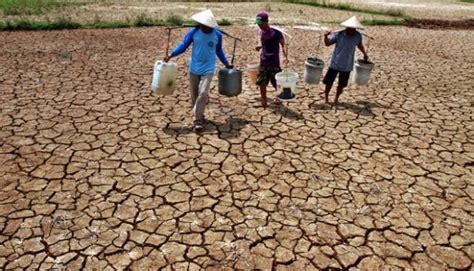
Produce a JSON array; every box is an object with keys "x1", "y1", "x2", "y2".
[{"x1": 0, "y1": 15, "x2": 473, "y2": 271}]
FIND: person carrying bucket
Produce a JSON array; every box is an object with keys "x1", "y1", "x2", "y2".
[
  {"x1": 323, "y1": 16, "x2": 369, "y2": 104},
  {"x1": 164, "y1": 9, "x2": 233, "y2": 133},
  {"x1": 255, "y1": 11, "x2": 289, "y2": 108}
]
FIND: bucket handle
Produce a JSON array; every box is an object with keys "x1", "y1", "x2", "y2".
[
  {"x1": 219, "y1": 29, "x2": 241, "y2": 66},
  {"x1": 231, "y1": 39, "x2": 237, "y2": 65},
  {"x1": 330, "y1": 28, "x2": 374, "y2": 56},
  {"x1": 366, "y1": 36, "x2": 371, "y2": 55},
  {"x1": 281, "y1": 68, "x2": 298, "y2": 80},
  {"x1": 364, "y1": 33, "x2": 374, "y2": 55},
  {"x1": 316, "y1": 34, "x2": 322, "y2": 56},
  {"x1": 165, "y1": 27, "x2": 171, "y2": 57}
]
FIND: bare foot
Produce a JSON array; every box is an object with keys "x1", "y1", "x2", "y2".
[{"x1": 256, "y1": 101, "x2": 267, "y2": 109}]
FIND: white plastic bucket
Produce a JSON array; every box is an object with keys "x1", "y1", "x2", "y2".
[
  {"x1": 353, "y1": 59, "x2": 374, "y2": 85},
  {"x1": 246, "y1": 63, "x2": 259, "y2": 85},
  {"x1": 304, "y1": 57, "x2": 324, "y2": 85},
  {"x1": 275, "y1": 70, "x2": 298, "y2": 101},
  {"x1": 151, "y1": 60, "x2": 178, "y2": 95}
]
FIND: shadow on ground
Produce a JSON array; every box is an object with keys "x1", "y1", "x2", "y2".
[
  {"x1": 163, "y1": 117, "x2": 250, "y2": 138},
  {"x1": 270, "y1": 103, "x2": 305, "y2": 120},
  {"x1": 310, "y1": 100, "x2": 383, "y2": 117}
]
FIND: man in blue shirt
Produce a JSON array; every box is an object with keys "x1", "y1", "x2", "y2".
[
  {"x1": 164, "y1": 9, "x2": 232, "y2": 133},
  {"x1": 323, "y1": 16, "x2": 369, "y2": 104}
]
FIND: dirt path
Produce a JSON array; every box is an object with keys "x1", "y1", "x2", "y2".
[
  {"x1": 404, "y1": 18, "x2": 474, "y2": 30},
  {"x1": 0, "y1": 25, "x2": 472, "y2": 270}
]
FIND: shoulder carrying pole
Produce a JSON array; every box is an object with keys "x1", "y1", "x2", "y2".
[{"x1": 231, "y1": 39, "x2": 237, "y2": 65}]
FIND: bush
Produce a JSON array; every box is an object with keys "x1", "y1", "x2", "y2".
[
  {"x1": 218, "y1": 18, "x2": 232, "y2": 26},
  {"x1": 0, "y1": 0, "x2": 73, "y2": 15},
  {"x1": 166, "y1": 14, "x2": 184, "y2": 26},
  {"x1": 0, "y1": 17, "x2": 81, "y2": 31}
]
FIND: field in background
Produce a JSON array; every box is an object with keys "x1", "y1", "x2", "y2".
[{"x1": 0, "y1": 0, "x2": 473, "y2": 31}]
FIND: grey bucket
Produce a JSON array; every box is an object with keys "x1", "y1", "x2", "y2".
[
  {"x1": 218, "y1": 67, "x2": 242, "y2": 97},
  {"x1": 353, "y1": 59, "x2": 375, "y2": 85},
  {"x1": 304, "y1": 57, "x2": 324, "y2": 85}
]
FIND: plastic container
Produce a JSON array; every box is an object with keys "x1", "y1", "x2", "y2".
[
  {"x1": 246, "y1": 63, "x2": 259, "y2": 85},
  {"x1": 218, "y1": 67, "x2": 242, "y2": 97},
  {"x1": 275, "y1": 69, "x2": 298, "y2": 101},
  {"x1": 353, "y1": 59, "x2": 375, "y2": 85},
  {"x1": 304, "y1": 57, "x2": 324, "y2": 85},
  {"x1": 151, "y1": 60, "x2": 178, "y2": 95}
]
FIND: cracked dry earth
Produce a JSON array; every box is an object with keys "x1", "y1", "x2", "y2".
[{"x1": 0, "y1": 25, "x2": 473, "y2": 270}]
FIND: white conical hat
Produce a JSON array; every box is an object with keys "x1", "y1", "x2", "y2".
[
  {"x1": 340, "y1": 16, "x2": 364, "y2": 29},
  {"x1": 191, "y1": 9, "x2": 218, "y2": 28}
]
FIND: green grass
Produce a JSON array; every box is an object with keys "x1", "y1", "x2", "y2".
[
  {"x1": 0, "y1": 17, "x2": 81, "y2": 30},
  {"x1": 0, "y1": 0, "x2": 82, "y2": 15},
  {"x1": 280, "y1": 0, "x2": 410, "y2": 19},
  {"x1": 0, "y1": 0, "x2": 407, "y2": 30},
  {"x1": 459, "y1": 0, "x2": 474, "y2": 2},
  {"x1": 218, "y1": 18, "x2": 232, "y2": 26},
  {"x1": 322, "y1": 18, "x2": 406, "y2": 26},
  {"x1": 0, "y1": 14, "x2": 234, "y2": 31},
  {"x1": 165, "y1": 14, "x2": 184, "y2": 26}
]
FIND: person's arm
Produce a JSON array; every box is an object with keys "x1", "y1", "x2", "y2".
[
  {"x1": 357, "y1": 35, "x2": 369, "y2": 61},
  {"x1": 324, "y1": 31, "x2": 336, "y2": 46},
  {"x1": 279, "y1": 33, "x2": 289, "y2": 65},
  {"x1": 163, "y1": 28, "x2": 194, "y2": 62},
  {"x1": 216, "y1": 32, "x2": 232, "y2": 68}
]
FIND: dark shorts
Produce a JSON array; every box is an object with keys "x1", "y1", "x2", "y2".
[
  {"x1": 256, "y1": 67, "x2": 281, "y2": 88},
  {"x1": 323, "y1": 68, "x2": 351, "y2": 88}
]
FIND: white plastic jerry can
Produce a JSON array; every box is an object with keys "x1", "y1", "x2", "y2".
[{"x1": 151, "y1": 60, "x2": 178, "y2": 95}]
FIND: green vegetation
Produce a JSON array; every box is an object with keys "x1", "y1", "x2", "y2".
[
  {"x1": 0, "y1": 17, "x2": 81, "y2": 30},
  {"x1": 218, "y1": 18, "x2": 232, "y2": 26},
  {"x1": 322, "y1": 18, "x2": 405, "y2": 26},
  {"x1": 280, "y1": 0, "x2": 410, "y2": 19},
  {"x1": 361, "y1": 18, "x2": 404, "y2": 26},
  {"x1": 0, "y1": 0, "x2": 82, "y2": 15},
  {"x1": 0, "y1": 0, "x2": 412, "y2": 31},
  {"x1": 459, "y1": 0, "x2": 474, "y2": 2},
  {"x1": 0, "y1": 14, "x2": 235, "y2": 31},
  {"x1": 167, "y1": 14, "x2": 186, "y2": 26}
]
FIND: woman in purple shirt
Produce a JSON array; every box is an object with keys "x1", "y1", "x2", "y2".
[{"x1": 255, "y1": 11, "x2": 289, "y2": 108}]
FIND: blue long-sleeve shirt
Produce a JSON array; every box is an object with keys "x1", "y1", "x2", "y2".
[{"x1": 170, "y1": 27, "x2": 229, "y2": 75}]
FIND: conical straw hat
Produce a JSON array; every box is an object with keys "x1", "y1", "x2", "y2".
[
  {"x1": 191, "y1": 9, "x2": 218, "y2": 28},
  {"x1": 340, "y1": 16, "x2": 364, "y2": 30}
]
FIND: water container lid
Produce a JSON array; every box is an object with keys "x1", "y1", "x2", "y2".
[
  {"x1": 306, "y1": 57, "x2": 324, "y2": 67},
  {"x1": 277, "y1": 70, "x2": 298, "y2": 78},
  {"x1": 356, "y1": 59, "x2": 374, "y2": 65},
  {"x1": 220, "y1": 67, "x2": 241, "y2": 72}
]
